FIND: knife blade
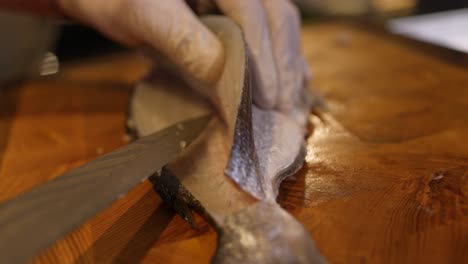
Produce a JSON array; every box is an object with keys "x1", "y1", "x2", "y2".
[{"x1": 0, "y1": 114, "x2": 211, "y2": 264}]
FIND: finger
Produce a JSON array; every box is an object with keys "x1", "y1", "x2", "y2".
[
  {"x1": 62, "y1": 0, "x2": 225, "y2": 84},
  {"x1": 127, "y1": 0, "x2": 226, "y2": 84},
  {"x1": 216, "y1": 0, "x2": 278, "y2": 109},
  {"x1": 261, "y1": 0, "x2": 305, "y2": 113}
]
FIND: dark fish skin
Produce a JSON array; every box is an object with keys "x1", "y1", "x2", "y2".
[
  {"x1": 213, "y1": 202, "x2": 327, "y2": 264},
  {"x1": 225, "y1": 57, "x2": 267, "y2": 200},
  {"x1": 149, "y1": 168, "x2": 199, "y2": 229}
]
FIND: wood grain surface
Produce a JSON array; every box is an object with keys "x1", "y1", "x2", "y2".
[{"x1": 0, "y1": 22, "x2": 467, "y2": 263}]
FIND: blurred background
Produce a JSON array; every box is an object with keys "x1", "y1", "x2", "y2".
[{"x1": 0, "y1": 0, "x2": 467, "y2": 83}]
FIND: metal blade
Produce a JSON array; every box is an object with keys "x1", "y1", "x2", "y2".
[{"x1": 0, "y1": 115, "x2": 211, "y2": 264}]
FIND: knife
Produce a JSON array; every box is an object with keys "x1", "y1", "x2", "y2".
[{"x1": 0, "y1": 115, "x2": 211, "y2": 264}]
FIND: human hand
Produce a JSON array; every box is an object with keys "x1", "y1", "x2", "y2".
[{"x1": 57, "y1": 0, "x2": 310, "y2": 114}]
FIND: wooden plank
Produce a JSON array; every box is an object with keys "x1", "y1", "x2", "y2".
[
  {"x1": 283, "y1": 22, "x2": 468, "y2": 264},
  {"x1": 0, "y1": 22, "x2": 466, "y2": 263}
]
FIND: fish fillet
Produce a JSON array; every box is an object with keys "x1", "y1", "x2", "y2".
[{"x1": 128, "y1": 16, "x2": 326, "y2": 264}]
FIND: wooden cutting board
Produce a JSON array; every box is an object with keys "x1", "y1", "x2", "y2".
[{"x1": 0, "y1": 21, "x2": 466, "y2": 264}]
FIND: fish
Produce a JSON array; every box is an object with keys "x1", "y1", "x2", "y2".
[{"x1": 127, "y1": 15, "x2": 326, "y2": 263}]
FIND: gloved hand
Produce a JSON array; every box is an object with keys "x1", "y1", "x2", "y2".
[
  {"x1": 214, "y1": 0, "x2": 311, "y2": 114},
  {"x1": 58, "y1": 0, "x2": 310, "y2": 114}
]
